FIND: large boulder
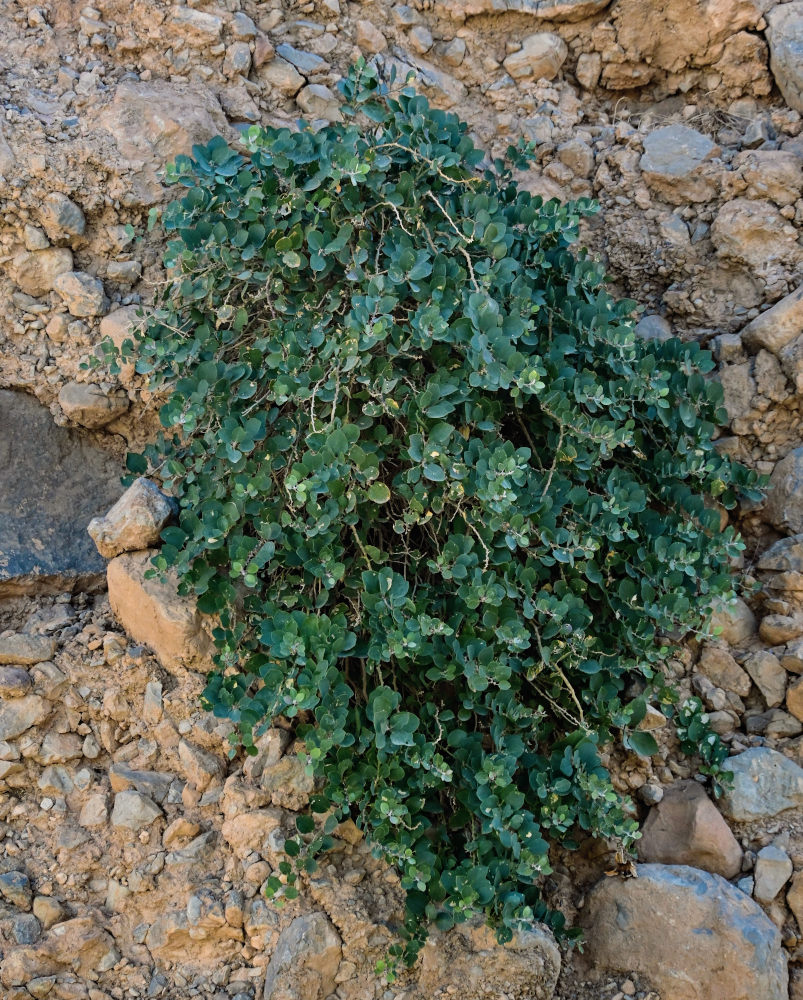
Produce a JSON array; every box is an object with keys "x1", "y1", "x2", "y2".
[
  {"x1": 719, "y1": 747, "x2": 803, "y2": 821},
  {"x1": 767, "y1": 2, "x2": 803, "y2": 111},
  {"x1": 0, "y1": 390, "x2": 123, "y2": 596},
  {"x1": 638, "y1": 781, "x2": 742, "y2": 878},
  {"x1": 106, "y1": 550, "x2": 213, "y2": 671},
  {"x1": 582, "y1": 864, "x2": 787, "y2": 1000}
]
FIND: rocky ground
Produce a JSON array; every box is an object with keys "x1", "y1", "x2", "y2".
[{"x1": 1, "y1": 0, "x2": 803, "y2": 997}]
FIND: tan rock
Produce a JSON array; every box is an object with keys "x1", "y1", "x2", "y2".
[
  {"x1": 178, "y1": 738, "x2": 225, "y2": 792},
  {"x1": 355, "y1": 19, "x2": 387, "y2": 53},
  {"x1": 742, "y1": 285, "x2": 803, "y2": 355},
  {"x1": 503, "y1": 32, "x2": 568, "y2": 80},
  {"x1": 743, "y1": 650, "x2": 787, "y2": 707},
  {"x1": 788, "y1": 870, "x2": 803, "y2": 932},
  {"x1": 0, "y1": 665, "x2": 32, "y2": 697},
  {"x1": 639, "y1": 124, "x2": 721, "y2": 204},
  {"x1": 263, "y1": 912, "x2": 342, "y2": 1000},
  {"x1": 0, "y1": 695, "x2": 50, "y2": 741},
  {"x1": 38, "y1": 916, "x2": 118, "y2": 977},
  {"x1": 760, "y1": 614, "x2": 803, "y2": 645},
  {"x1": 7, "y1": 248, "x2": 73, "y2": 297},
  {"x1": 698, "y1": 644, "x2": 752, "y2": 696},
  {"x1": 52, "y1": 271, "x2": 107, "y2": 318},
  {"x1": 711, "y1": 198, "x2": 802, "y2": 273},
  {"x1": 259, "y1": 753, "x2": 314, "y2": 810},
  {"x1": 58, "y1": 381, "x2": 129, "y2": 428},
  {"x1": 638, "y1": 781, "x2": 742, "y2": 878},
  {"x1": 0, "y1": 633, "x2": 56, "y2": 664},
  {"x1": 734, "y1": 150, "x2": 803, "y2": 207},
  {"x1": 221, "y1": 808, "x2": 284, "y2": 859},
  {"x1": 107, "y1": 550, "x2": 214, "y2": 670},
  {"x1": 259, "y1": 57, "x2": 305, "y2": 96},
  {"x1": 438, "y1": 0, "x2": 610, "y2": 19},
  {"x1": 787, "y1": 676, "x2": 803, "y2": 721},
  {"x1": 88, "y1": 478, "x2": 174, "y2": 559},
  {"x1": 709, "y1": 596, "x2": 756, "y2": 644}
]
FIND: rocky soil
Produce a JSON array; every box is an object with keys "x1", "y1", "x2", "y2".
[{"x1": 1, "y1": 0, "x2": 803, "y2": 998}]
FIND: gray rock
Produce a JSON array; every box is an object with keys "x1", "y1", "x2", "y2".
[
  {"x1": 582, "y1": 864, "x2": 787, "y2": 1000},
  {"x1": 439, "y1": 0, "x2": 610, "y2": 21},
  {"x1": 0, "y1": 695, "x2": 50, "y2": 741},
  {"x1": 767, "y1": 2, "x2": 803, "y2": 112},
  {"x1": 0, "y1": 870, "x2": 33, "y2": 910},
  {"x1": 88, "y1": 478, "x2": 175, "y2": 559},
  {"x1": 0, "y1": 666, "x2": 32, "y2": 697},
  {"x1": 0, "y1": 390, "x2": 123, "y2": 596},
  {"x1": 52, "y1": 271, "x2": 108, "y2": 317},
  {"x1": 58, "y1": 381, "x2": 129, "y2": 429},
  {"x1": 111, "y1": 790, "x2": 163, "y2": 830},
  {"x1": 109, "y1": 763, "x2": 175, "y2": 804},
  {"x1": 758, "y1": 533, "x2": 803, "y2": 573},
  {"x1": 39, "y1": 193, "x2": 86, "y2": 242},
  {"x1": 709, "y1": 595, "x2": 756, "y2": 645},
  {"x1": 720, "y1": 747, "x2": 803, "y2": 821},
  {"x1": 178, "y1": 739, "x2": 225, "y2": 792},
  {"x1": 263, "y1": 912, "x2": 341, "y2": 1000},
  {"x1": 634, "y1": 314, "x2": 672, "y2": 342},
  {"x1": 296, "y1": 84, "x2": 342, "y2": 123},
  {"x1": 0, "y1": 633, "x2": 55, "y2": 665},
  {"x1": 259, "y1": 57, "x2": 305, "y2": 96},
  {"x1": 503, "y1": 33, "x2": 567, "y2": 80},
  {"x1": 11, "y1": 913, "x2": 41, "y2": 944},
  {"x1": 640, "y1": 125, "x2": 720, "y2": 204},
  {"x1": 765, "y1": 448, "x2": 803, "y2": 535},
  {"x1": 754, "y1": 844, "x2": 793, "y2": 903},
  {"x1": 275, "y1": 43, "x2": 327, "y2": 75}
]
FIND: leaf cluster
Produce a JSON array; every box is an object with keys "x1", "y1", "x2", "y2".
[{"x1": 112, "y1": 61, "x2": 761, "y2": 963}]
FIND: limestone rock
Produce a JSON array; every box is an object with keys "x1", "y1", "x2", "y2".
[
  {"x1": 788, "y1": 870, "x2": 803, "y2": 931},
  {"x1": 787, "y1": 676, "x2": 803, "y2": 721},
  {"x1": 88, "y1": 478, "x2": 175, "y2": 559},
  {"x1": 767, "y1": 1, "x2": 803, "y2": 111},
  {"x1": 263, "y1": 912, "x2": 342, "y2": 1000},
  {"x1": 355, "y1": 20, "x2": 387, "y2": 54},
  {"x1": 221, "y1": 808, "x2": 284, "y2": 859},
  {"x1": 503, "y1": 33, "x2": 568, "y2": 81},
  {"x1": 765, "y1": 448, "x2": 803, "y2": 534},
  {"x1": 58, "y1": 381, "x2": 129, "y2": 428},
  {"x1": 109, "y1": 763, "x2": 174, "y2": 803},
  {"x1": 0, "y1": 696, "x2": 50, "y2": 741},
  {"x1": 296, "y1": 84, "x2": 343, "y2": 122},
  {"x1": 178, "y1": 739, "x2": 225, "y2": 792},
  {"x1": 760, "y1": 613, "x2": 803, "y2": 645},
  {"x1": 418, "y1": 921, "x2": 561, "y2": 1000},
  {"x1": 37, "y1": 916, "x2": 119, "y2": 977},
  {"x1": 107, "y1": 550, "x2": 214, "y2": 670},
  {"x1": 582, "y1": 864, "x2": 787, "y2": 1000},
  {"x1": 754, "y1": 844, "x2": 793, "y2": 903},
  {"x1": 39, "y1": 193, "x2": 86, "y2": 243},
  {"x1": 438, "y1": 0, "x2": 610, "y2": 20},
  {"x1": 742, "y1": 286, "x2": 803, "y2": 355},
  {"x1": 698, "y1": 644, "x2": 752, "y2": 696},
  {"x1": 0, "y1": 390, "x2": 123, "y2": 596},
  {"x1": 7, "y1": 248, "x2": 73, "y2": 297},
  {"x1": 743, "y1": 650, "x2": 787, "y2": 707},
  {"x1": 711, "y1": 198, "x2": 802, "y2": 273},
  {"x1": 759, "y1": 533, "x2": 803, "y2": 572},
  {"x1": 708, "y1": 596, "x2": 756, "y2": 644},
  {"x1": 638, "y1": 781, "x2": 742, "y2": 878},
  {"x1": 111, "y1": 790, "x2": 162, "y2": 830},
  {"x1": 734, "y1": 150, "x2": 803, "y2": 207},
  {"x1": 259, "y1": 57, "x2": 305, "y2": 96},
  {"x1": 168, "y1": 5, "x2": 223, "y2": 45},
  {"x1": 259, "y1": 753, "x2": 314, "y2": 810},
  {"x1": 640, "y1": 125, "x2": 720, "y2": 204},
  {"x1": 720, "y1": 747, "x2": 803, "y2": 821},
  {"x1": 52, "y1": 271, "x2": 107, "y2": 318},
  {"x1": 78, "y1": 794, "x2": 109, "y2": 828},
  {"x1": 0, "y1": 633, "x2": 55, "y2": 665}
]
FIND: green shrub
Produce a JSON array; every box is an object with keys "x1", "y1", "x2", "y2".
[{"x1": 110, "y1": 62, "x2": 761, "y2": 964}]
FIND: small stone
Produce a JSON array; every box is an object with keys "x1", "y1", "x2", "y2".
[
  {"x1": 224, "y1": 42, "x2": 252, "y2": 77},
  {"x1": 296, "y1": 84, "x2": 342, "y2": 123},
  {"x1": 408, "y1": 25, "x2": 433, "y2": 54},
  {"x1": 575, "y1": 51, "x2": 602, "y2": 89},
  {"x1": 760, "y1": 614, "x2": 803, "y2": 645},
  {"x1": 503, "y1": 32, "x2": 567, "y2": 81},
  {"x1": 758, "y1": 532, "x2": 803, "y2": 573},
  {"x1": 39, "y1": 193, "x2": 86, "y2": 242},
  {"x1": 786, "y1": 676, "x2": 803, "y2": 721},
  {"x1": 720, "y1": 747, "x2": 803, "y2": 821},
  {"x1": 33, "y1": 895, "x2": 64, "y2": 930},
  {"x1": 765, "y1": 709, "x2": 803, "y2": 739},
  {"x1": 275, "y1": 43, "x2": 328, "y2": 75},
  {"x1": 355, "y1": 20, "x2": 387, "y2": 54},
  {"x1": 168, "y1": 5, "x2": 223, "y2": 44},
  {"x1": 638, "y1": 780, "x2": 742, "y2": 878},
  {"x1": 106, "y1": 260, "x2": 142, "y2": 284},
  {"x1": 36, "y1": 732, "x2": 82, "y2": 765},
  {"x1": 259, "y1": 753, "x2": 314, "y2": 810},
  {"x1": 743, "y1": 651, "x2": 787, "y2": 707},
  {"x1": 79, "y1": 794, "x2": 109, "y2": 828},
  {"x1": 709, "y1": 596, "x2": 756, "y2": 644},
  {"x1": 24, "y1": 225, "x2": 50, "y2": 251},
  {"x1": 232, "y1": 11, "x2": 257, "y2": 38},
  {"x1": 0, "y1": 633, "x2": 56, "y2": 664},
  {"x1": 259, "y1": 57, "x2": 304, "y2": 96},
  {"x1": 58, "y1": 381, "x2": 129, "y2": 429},
  {"x1": 88, "y1": 478, "x2": 175, "y2": 559},
  {"x1": 111, "y1": 790, "x2": 163, "y2": 830},
  {"x1": 143, "y1": 681, "x2": 163, "y2": 725},
  {"x1": 52, "y1": 271, "x2": 108, "y2": 317},
  {"x1": 178, "y1": 739, "x2": 225, "y2": 792},
  {"x1": 8, "y1": 248, "x2": 74, "y2": 296},
  {"x1": 0, "y1": 870, "x2": 33, "y2": 910},
  {"x1": 443, "y1": 37, "x2": 466, "y2": 66},
  {"x1": 162, "y1": 817, "x2": 201, "y2": 848},
  {"x1": 0, "y1": 666, "x2": 32, "y2": 698},
  {"x1": 11, "y1": 913, "x2": 41, "y2": 945},
  {"x1": 635, "y1": 314, "x2": 672, "y2": 341},
  {"x1": 754, "y1": 844, "x2": 793, "y2": 903},
  {"x1": 253, "y1": 34, "x2": 275, "y2": 69}
]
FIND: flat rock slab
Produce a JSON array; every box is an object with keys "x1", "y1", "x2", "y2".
[{"x1": 0, "y1": 390, "x2": 123, "y2": 596}]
